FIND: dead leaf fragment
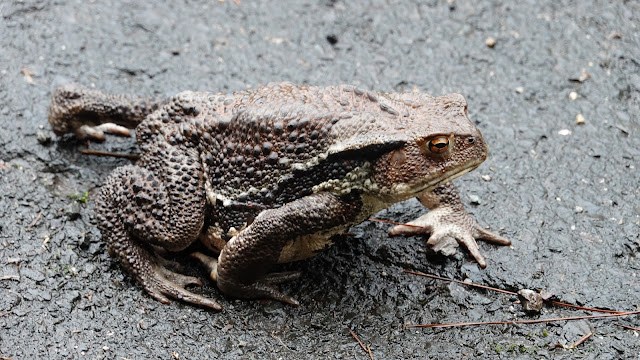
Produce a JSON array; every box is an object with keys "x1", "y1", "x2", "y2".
[
  {"x1": 21, "y1": 67, "x2": 35, "y2": 84},
  {"x1": 569, "y1": 69, "x2": 590, "y2": 83},
  {"x1": 606, "y1": 31, "x2": 622, "y2": 40},
  {"x1": 517, "y1": 289, "x2": 544, "y2": 312}
]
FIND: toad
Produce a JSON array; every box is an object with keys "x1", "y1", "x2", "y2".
[{"x1": 49, "y1": 82, "x2": 510, "y2": 310}]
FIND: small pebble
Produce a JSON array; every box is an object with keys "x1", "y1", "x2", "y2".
[
  {"x1": 514, "y1": 87, "x2": 524, "y2": 94},
  {"x1": 481, "y1": 175, "x2": 491, "y2": 182},
  {"x1": 540, "y1": 290, "x2": 554, "y2": 301},
  {"x1": 579, "y1": 69, "x2": 590, "y2": 82},
  {"x1": 37, "y1": 131, "x2": 51, "y2": 145},
  {"x1": 65, "y1": 202, "x2": 82, "y2": 220},
  {"x1": 569, "y1": 91, "x2": 578, "y2": 100},
  {"x1": 575, "y1": 206, "x2": 584, "y2": 213},
  {"x1": 575, "y1": 113, "x2": 585, "y2": 125},
  {"x1": 485, "y1": 36, "x2": 496, "y2": 48},
  {"x1": 558, "y1": 129, "x2": 571, "y2": 136}
]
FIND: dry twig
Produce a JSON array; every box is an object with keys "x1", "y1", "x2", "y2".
[
  {"x1": 349, "y1": 328, "x2": 374, "y2": 360},
  {"x1": 368, "y1": 218, "x2": 422, "y2": 228},
  {"x1": 30, "y1": 211, "x2": 42, "y2": 228},
  {"x1": 570, "y1": 332, "x2": 593, "y2": 349},
  {"x1": 403, "y1": 270, "x2": 625, "y2": 314},
  {"x1": 618, "y1": 324, "x2": 640, "y2": 331},
  {"x1": 405, "y1": 311, "x2": 640, "y2": 329},
  {"x1": 0, "y1": 275, "x2": 20, "y2": 281},
  {"x1": 81, "y1": 149, "x2": 140, "y2": 160},
  {"x1": 271, "y1": 333, "x2": 290, "y2": 351}
]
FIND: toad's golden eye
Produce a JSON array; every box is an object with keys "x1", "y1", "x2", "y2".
[{"x1": 427, "y1": 136, "x2": 450, "y2": 154}]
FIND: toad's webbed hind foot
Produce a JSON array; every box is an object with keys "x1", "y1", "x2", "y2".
[
  {"x1": 221, "y1": 272, "x2": 302, "y2": 306},
  {"x1": 191, "y1": 251, "x2": 302, "y2": 306},
  {"x1": 106, "y1": 239, "x2": 222, "y2": 310}
]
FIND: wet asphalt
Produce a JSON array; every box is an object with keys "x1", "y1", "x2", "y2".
[{"x1": 1, "y1": 1, "x2": 639, "y2": 359}]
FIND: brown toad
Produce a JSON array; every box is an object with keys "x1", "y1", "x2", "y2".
[{"x1": 49, "y1": 82, "x2": 510, "y2": 310}]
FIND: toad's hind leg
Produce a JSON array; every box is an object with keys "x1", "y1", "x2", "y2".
[
  {"x1": 48, "y1": 84, "x2": 164, "y2": 141},
  {"x1": 96, "y1": 154, "x2": 221, "y2": 310}
]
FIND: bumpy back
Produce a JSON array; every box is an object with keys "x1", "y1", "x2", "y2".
[{"x1": 137, "y1": 82, "x2": 470, "y2": 207}]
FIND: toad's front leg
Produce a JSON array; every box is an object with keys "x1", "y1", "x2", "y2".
[
  {"x1": 389, "y1": 182, "x2": 510, "y2": 268},
  {"x1": 196, "y1": 192, "x2": 362, "y2": 306}
]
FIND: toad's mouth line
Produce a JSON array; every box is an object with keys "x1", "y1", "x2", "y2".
[{"x1": 403, "y1": 157, "x2": 485, "y2": 196}]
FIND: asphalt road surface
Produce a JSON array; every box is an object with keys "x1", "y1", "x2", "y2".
[{"x1": 1, "y1": 1, "x2": 639, "y2": 359}]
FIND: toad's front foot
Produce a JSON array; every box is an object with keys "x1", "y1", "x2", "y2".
[
  {"x1": 389, "y1": 206, "x2": 510, "y2": 268},
  {"x1": 191, "y1": 252, "x2": 302, "y2": 306}
]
